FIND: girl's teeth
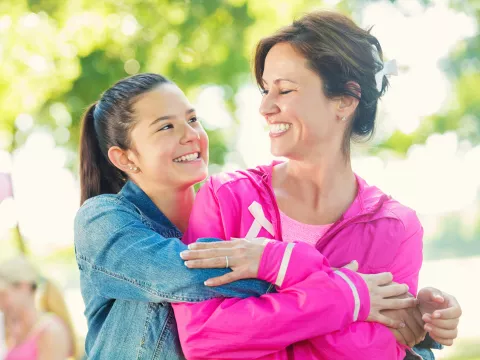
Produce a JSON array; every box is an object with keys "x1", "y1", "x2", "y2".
[
  {"x1": 174, "y1": 153, "x2": 200, "y2": 162},
  {"x1": 270, "y1": 123, "x2": 291, "y2": 134}
]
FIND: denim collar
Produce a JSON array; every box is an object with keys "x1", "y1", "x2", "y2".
[{"x1": 119, "y1": 180, "x2": 181, "y2": 236}]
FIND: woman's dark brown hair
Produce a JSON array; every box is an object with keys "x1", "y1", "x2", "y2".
[
  {"x1": 254, "y1": 11, "x2": 387, "y2": 154},
  {"x1": 79, "y1": 73, "x2": 171, "y2": 205}
]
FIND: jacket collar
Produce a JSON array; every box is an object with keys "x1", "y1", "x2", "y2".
[
  {"x1": 251, "y1": 160, "x2": 390, "y2": 221},
  {"x1": 119, "y1": 180, "x2": 180, "y2": 233}
]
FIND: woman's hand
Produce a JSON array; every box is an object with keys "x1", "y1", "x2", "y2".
[
  {"x1": 180, "y1": 238, "x2": 267, "y2": 286},
  {"x1": 381, "y1": 294, "x2": 426, "y2": 347},
  {"x1": 417, "y1": 287, "x2": 461, "y2": 346},
  {"x1": 359, "y1": 273, "x2": 418, "y2": 329}
]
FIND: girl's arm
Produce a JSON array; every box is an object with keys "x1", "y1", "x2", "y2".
[{"x1": 74, "y1": 196, "x2": 271, "y2": 303}]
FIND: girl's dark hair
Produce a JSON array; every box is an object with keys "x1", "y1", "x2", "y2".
[
  {"x1": 79, "y1": 73, "x2": 171, "y2": 205},
  {"x1": 254, "y1": 11, "x2": 387, "y2": 154}
]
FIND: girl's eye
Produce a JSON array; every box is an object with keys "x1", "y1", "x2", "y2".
[
  {"x1": 260, "y1": 89, "x2": 269, "y2": 96},
  {"x1": 188, "y1": 117, "x2": 198, "y2": 123},
  {"x1": 279, "y1": 90, "x2": 293, "y2": 95}
]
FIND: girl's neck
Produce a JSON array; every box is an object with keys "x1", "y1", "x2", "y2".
[{"x1": 147, "y1": 186, "x2": 196, "y2": 233}]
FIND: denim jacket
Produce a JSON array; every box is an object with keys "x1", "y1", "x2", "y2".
[
  {"x1": 74, "y1": 180, "x2": 272, "y2": 359},
  {"x1": 75, "y1": 180, "x2": 437, "y2": 360}
]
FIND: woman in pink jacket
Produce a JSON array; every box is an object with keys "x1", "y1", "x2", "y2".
[{"x1": 174, "y1": 11, "x2": 461, "y2": 360}]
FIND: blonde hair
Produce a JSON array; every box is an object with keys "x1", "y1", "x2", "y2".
[{"x1": 0, "y1": 257, "x2": 81, "y2": 359}]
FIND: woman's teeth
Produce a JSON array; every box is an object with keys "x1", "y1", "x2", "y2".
[
  {"x1": 173, "y1": 152, "x2": 200, "y2": 163},
  {"x1": 269, "y1": 123, "x2": 291, "y2": 134}
]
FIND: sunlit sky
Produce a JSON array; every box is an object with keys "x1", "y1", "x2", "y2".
[{"x1": 0, "y1": 0, "x2": 478, "y2": 254}]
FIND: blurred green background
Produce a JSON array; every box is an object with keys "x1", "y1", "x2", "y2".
[{"x1": 0, "y1": 0, "x2": 479, "y2": 358}]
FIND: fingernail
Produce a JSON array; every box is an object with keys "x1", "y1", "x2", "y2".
[
  {"x1": 180, "y1": 251, "x2": 189, "y2": 259},
  {"x1": 399, "y1": 322, "x2": 406, "y2": 328},
  {"x1": 425, "y1": 325, "x2": 432, "y2": 332},
  {"x1": 204, "y1": 280, "x2": 212, "y2": 286},
  {"x1": 188, "y1": 244, "x2": 197, "y2": 250},
  {"x1": 433, "y1": 312, "x2": 441, "y2": 319},
  {"x1": 184, "y1": 261, "x2": 190, "y2": 267}
]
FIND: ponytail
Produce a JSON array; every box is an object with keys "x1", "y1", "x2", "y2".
[
  {"x1": 38, "y1": 278, "x2": 80, "y2": 359},
  {"x1": 79, "y1": 74, "x2": 172, "y2": 205},
  {"x1": 79, "y1": 103, "x2": 126, "y2": 205}
]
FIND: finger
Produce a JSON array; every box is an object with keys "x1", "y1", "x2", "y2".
[
  {"x1": 412, "y1": 307, "x2": 426, "y2": 331},
  {"x1": 404, "y1": 310, "x2": 427, "y2": 345},
  {"x1": 424, "y1": 317, "x2": 459, "y2": 330},
  {"x1": 380, "y1": 283, "x2": 410, "y2": 298},
  {"x1": 374, "y1": 272, "x2": 394, "y2": 285},
  {"x1": 429, "y1": 334, "x2": 454, "y2": 346},
  {"x1": 185, "y1": 257, "x2": 233, "y2": 269},
  {"x1": 181, "y1": 249, "x2": 233, "y2": 260},
  {"x1": 424, "y1": 287, "x2": 445, "y2": 304},
  {"x1": 432, "y1": 305, "x2": 462, "y2": 320},
  {"x1": 392, "y1": 329, "x2": 409, "y2": 346},
  {"x1": 205, "y1": 272, "x2": 241, "y2": 286},
  {"x1": 397, "y1": 326, "x2": 417, "y2": 348},
  {"x1": 383, "y1": 297, "x2": 418, "y2": 310},
  {"x1": 424, "y1": 324, "x2": 458, "y2": 340},
  {"x1": 372, "y1": 313, "x2": 405, "y2": 329},
  {"x1": 188, "y1": 240, "x2": 238, "y2": 250}
]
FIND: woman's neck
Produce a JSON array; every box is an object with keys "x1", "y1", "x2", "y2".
[
  {"x1": 273, "y1": 151, "x2": 357, "y2": 223},
  {"x1": 147, "y1": 186, "x2": 196, "y2": 233}
]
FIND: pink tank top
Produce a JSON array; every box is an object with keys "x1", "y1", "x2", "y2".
[
  {"x1": 280, "y1": 210, "x2": 332, "y2": 246},
  {"x1": 5, "y1": 314, "x2": 61, "y2": 360}
]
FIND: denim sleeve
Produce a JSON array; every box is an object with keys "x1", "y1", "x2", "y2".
[{"x1": 74, "y1": 197, "x2": 271, "y2": 303}]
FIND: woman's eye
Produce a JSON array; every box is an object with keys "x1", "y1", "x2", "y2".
[
  {"x1": 260, "y1": 89, "x2": 269, "y2": 96},
  {"x1": 158, "y1": 124, "x2": 173, "y2": 131},
  {"x1": 188, "y1": 117, "x2": 198, "y2": 123},
  {"x1": 279, "y1": 90, "x2": 293, "y2": 95}
]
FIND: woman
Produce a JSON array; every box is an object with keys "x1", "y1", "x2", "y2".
[
  {"x1": 173, "y1": 11, "x2": 460, "y2": 360},
  {"x1": 74, "y1": 73, "x2": 417, "y2": 359},
  {"x1": 0, "y1": 256, "x2": 78, "y2": 360}
]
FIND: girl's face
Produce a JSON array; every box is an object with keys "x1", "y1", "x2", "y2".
[
  {"x1": 122, "y1": 84, "x2": 209, "y2": 191},
  {"x1": 259, "y1": 42, "x2": 348, "y2": 161}
]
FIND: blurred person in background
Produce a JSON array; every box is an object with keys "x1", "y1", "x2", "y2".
[{"x1": 0, "y1": 256, "x2": 79, "y2": 360}]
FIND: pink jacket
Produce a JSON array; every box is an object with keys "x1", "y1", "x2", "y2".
[{"x1": 173, "y1": 161, "x2": 423, "y2": 360}]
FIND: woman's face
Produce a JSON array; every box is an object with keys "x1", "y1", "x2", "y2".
[
  {"x1": 126, "y1": 84, "x2": 209, "y2": 191},
  {"x1": 259, "y1": 42, "x2": 347, "y2": 160}
]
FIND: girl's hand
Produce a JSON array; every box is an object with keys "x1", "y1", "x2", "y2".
[{"x1": 417, "y1": 287, "x2": 461, "y2": 346}]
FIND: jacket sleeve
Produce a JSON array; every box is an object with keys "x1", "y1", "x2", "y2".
[
  {"x1": 74, "y1": 197, "x2": 270, "y2": 303},
  {"x1": 302, "y1": 218, "x2": 424, "y2": 360},
  {"x1": 173, "y1": 240, "x2": 370, "y2": 359}
]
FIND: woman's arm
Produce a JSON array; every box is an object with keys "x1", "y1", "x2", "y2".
[
  {"x1": 173, "y1": 182, "x2": 413, "y2": 359},
  {"x1": 74, "y1": 196, "x2": 270, "y2": 303},
  {"x1": 302, "y1": 219, "x2": 425, "y2": 360}
]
